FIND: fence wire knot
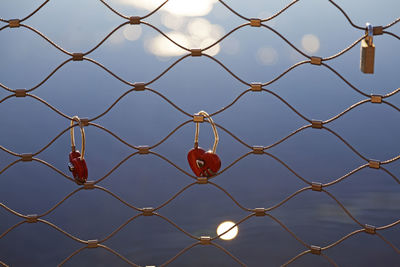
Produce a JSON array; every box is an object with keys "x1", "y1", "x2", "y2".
[
  {"x1": 142, "y1": 207, "x2": 154, "y2": 216},
  {"x1": 371, "y1": 95, "x2": 382, "y2": 103},
  {"x1": 250, "y1": 83, "x2": 262, "y2": 92},
  {"x1": 15, "y1": 89, "x2": 26, "y2": 97},
  {"x1": 200, "y1": 236, "x2": 211, "y2": 245},
  {"x1": 252, "y1": 146, "x2": 264, "y2": 154},
  {"x1": 87, "y1": 240, "x2": 99, "y2": 248},
  {"x1": 133, "y1": 82, "x2": 145, "y2": 91},
  {"x1": 250, "y1": 19, "x2": 261, "y2": 27},
  {"x1": 365, "y1": 224, "x2": 376, "y2": 234},
  {"x1": 312, "y1": 182, "x2": 323, "y2": 192},
  {"x1": 21, "y1": 154, "x2": 33, "y2": 162},
  {"x1": 84, "y1": 181, "x2": 95, "y2": 190},
  {"x1": 191, "y1": 49, "x2": 202, "y2": 57},
  {"x1": 310, "y1": 245, "x2": 322, "y2": 255},
  {"x1": 129, "y1": 16, "x2": 141, "y2": 25},
  {"x1": 254, "y1": 208, "x2": 266, "y2": 216},
  {"x1": 26, "y1": 214, "x2": 38, "y2": 223},
  {"x1": 9, "y1": 19, "x2": 20, "y2": 28},
  {"x1": 72, "y1": 53, "x2": 84, "y2": 61},
  {"x1": 369, "y1": 160, "x2": 380, "y2": 169}
]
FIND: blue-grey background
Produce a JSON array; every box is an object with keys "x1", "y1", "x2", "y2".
[{"x1": 0, "y1": 0, "x2": 399, "y2": 266}]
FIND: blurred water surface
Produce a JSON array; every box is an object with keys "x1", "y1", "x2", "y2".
[{"x1": 0, "y1": 0, "x2": 399, "y2": 266}]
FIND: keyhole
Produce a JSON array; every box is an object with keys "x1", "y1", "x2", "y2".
[
  {"x1": 196, "y1": 159, "x2": 205, "y2": 168},
  {"x1": 68, "y1": 163, "x2": 75, "y2": 172}
]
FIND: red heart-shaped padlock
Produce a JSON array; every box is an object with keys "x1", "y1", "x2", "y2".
[
  {"x1": 187, "y1": 147, "x2": 221, "y2": 177},
  {"x1": 68, "y1": 151, "x2": 88, "y2": 184}
]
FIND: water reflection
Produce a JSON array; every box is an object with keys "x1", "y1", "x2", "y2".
[
  {"x1": 216, "y1": 221, "x2": 238, "y2": 240},
  {"x1": 317, "y1": 191, "x2": 400, "y2": 224},
  {"x1": 117, "y1": 0, "x2": 218, "y2": 17},
  {"x1": 116, "y1": 0, "x2": 224, "y2": 57},
  {"x1": 146, "y1": 18, "x2": 223, "y2": 57},
  {"x1": 123, "y1": 25, "x2": 142, "y2": 41},
  {"x1": 301, "y1": 33, "x2": 320, "y2": 53},
  {"x1": 161, "y1": 12, "x2": 185, "y2": 30},
  {"x1": 146, "y1": 31, "x2": 189, "y2": 57}
]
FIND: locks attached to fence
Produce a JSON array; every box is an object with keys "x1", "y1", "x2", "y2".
[
  {"x1": 360, "y1": 23, "x2": 375, "y2": 74},
  {"x1": 68, "y1": 116, "x2": 88, "y2": 185},
  {"x1": 188, "y1": 111, "x2": 221, "y2": 177}
]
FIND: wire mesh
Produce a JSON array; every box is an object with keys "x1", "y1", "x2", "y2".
[{"x1": 0, "y1": 0, "x2": 400, "y2": 266}]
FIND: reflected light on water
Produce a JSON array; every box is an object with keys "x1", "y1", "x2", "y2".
[
  {"x1": 209, "y1": 24, "x2": 225, "y2": 40},
  {"x1": 147, "y1": 17, "x2": 224, "y2": 58},
  {"x1": 301, "y1": 34, "x2": 320, "y2": 53},
  {"x1": 117, "y1": 0, "x2": 224, "y2": 58},
  {"x1": 161, "y1": 13, "x2": 185, "y2": 30},
  {"x1": 147, "y1": 31, "x2": 190, "y2": 57},
  {"x1": 256, "y1": 46, "x2": 279, "y2": 65},
  {"x1": 216, "y1": 221, "x2": 239, "y2": 240},
  {"x1": 118, "y1": 0, "x2": 217, "y2": 17},
  {"x1": 200, "y1": 38, "x2": 220, "y2": 56},
  {"x1": 188, "y1": 18, "x2": 212, "y2": 39},
  {"x1": 123, "y1": 25, "x2": 142, "y2": 41}
]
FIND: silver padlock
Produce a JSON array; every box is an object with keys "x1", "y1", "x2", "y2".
[{"x1": 360, "y1": 23, "x2": 375, "y2": 74}]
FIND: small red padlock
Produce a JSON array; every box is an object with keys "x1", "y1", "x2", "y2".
[
  {"x1": 68, "y1": 116, "x2": 88, "y2": 185},
  {"x1": 187, "y1": 111, "x2": 221, "y2": 177}
]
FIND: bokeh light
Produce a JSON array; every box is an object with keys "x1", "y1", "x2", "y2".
[
  {"x1": 200, "y1": 38, "x2": 220, "y2": 56},
  {"x1": 256, "y1": 46, "x2": 279, "y2": 65},
  {"x1": 146, "y1": 17, "x2": 224, "y2": 58},
  {"x1": 123, "y1": 25, "x2": 142, "y2": 41},
  {"x1": 147, "y1": 31, "x2": 189, "y2": 57},
  {"x1": 301, "y1": 34, "x2": 320, "y2": 53},
  {"x1": 217, "y1": 221, "x2": 239, "y2": 240},
  {"x1": 161, "y1": 12, "x2": 185, "y2": 30},
  {"x1": 118, "y1": 0, "x2": 217, "y2": 17}
]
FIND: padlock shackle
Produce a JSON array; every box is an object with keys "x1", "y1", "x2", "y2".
[
  {"x1": 365, "y1": 22, "x2": 373, "y2": 46},
  {"x1": 70, "y1": 116, "x2": 85, "y2": 160},
  {"x1": 194, "y1": 111, "x2": 219, "y2": 154}
]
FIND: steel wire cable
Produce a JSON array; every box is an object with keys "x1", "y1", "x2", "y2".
[{"x1": 0, "y1": 0, "x2": 399, "y2": 266}]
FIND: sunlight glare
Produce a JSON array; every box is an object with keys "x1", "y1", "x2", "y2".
[
  {"x1": 148, "y1": 32, "x2": 189, "y2": 57},
  {"x1": 116, "y1": 0, "x2": 223, "y2": 58},
  {"x1": 217, "y1": 221, "x2": 238, "y2": 240},
  {"x1": 147, "y1": 17, "x2": 224, "y2": 58},
  {"x1": 118, "y1": 0, "x2": 217, "y2": 17}
]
